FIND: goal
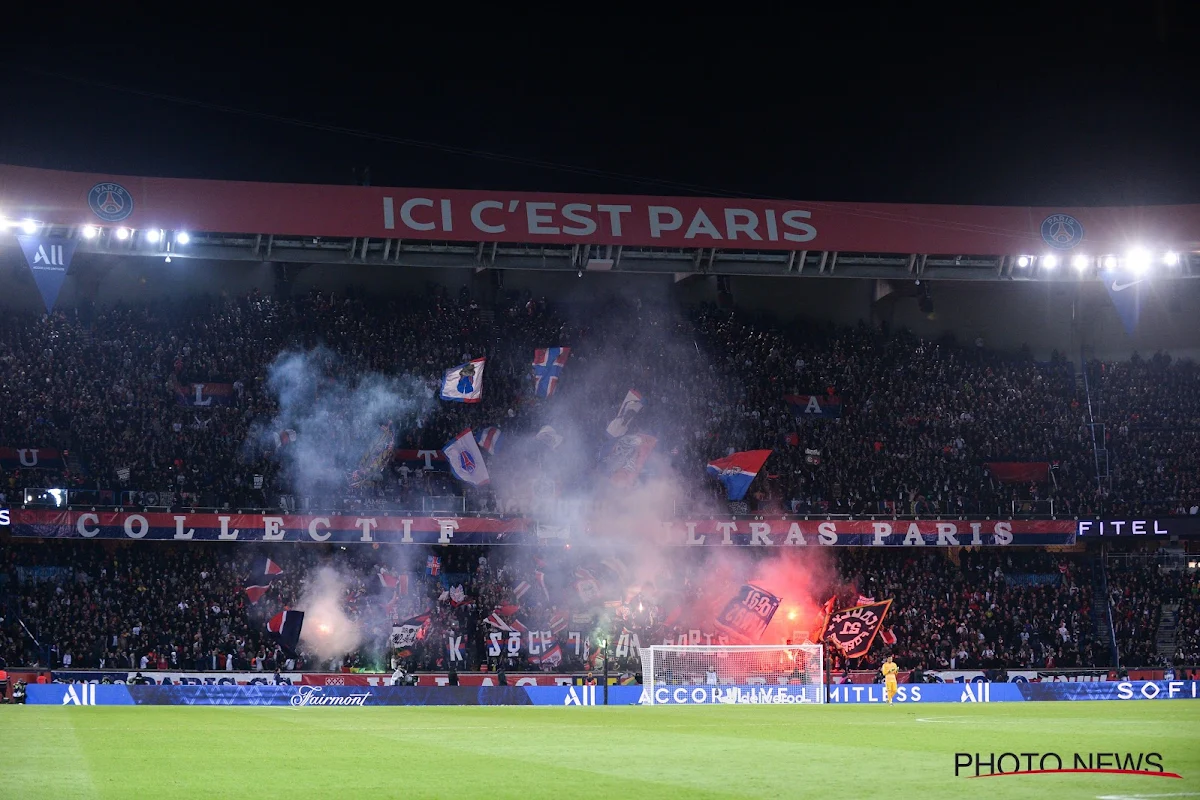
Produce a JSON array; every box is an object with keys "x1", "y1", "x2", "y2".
[{"x1": 641, "y1": 644, "x2": 825, "y2": 705}]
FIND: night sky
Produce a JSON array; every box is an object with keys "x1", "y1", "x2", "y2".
[{"x1": 2, "y1": 5, "x2": 1198, "y2": 207}]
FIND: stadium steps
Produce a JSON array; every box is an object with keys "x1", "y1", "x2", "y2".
[
  {"x1": 1092, "y1": 558, "x2": 1117, "y2": 667},
  {"x1": 1156, "y1": 602, "x2": 1180, "y2": 661}
]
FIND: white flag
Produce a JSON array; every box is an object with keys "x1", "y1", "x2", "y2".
[
  {"x1": 535, "y1": 425, "x2": 564, "y2": 450},
  {"x1": 443, "y1": 429, "x2": 491, "y2": 486},
  {"x1": 440, "y1": 358, "x2": 486, "y2": 403},
  {"x1": 606, "y1": 389, "x2": 644, "y2": 438}
]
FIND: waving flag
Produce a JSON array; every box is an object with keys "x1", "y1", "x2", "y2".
[
  {"x1": 531, "y1": 347, "x2": 570, "y2": 398},
  {"x1": 535, "y1": 425, "x2": 564, "y2": 450},
  {"x1": 379, "y1": 569, "x2": 408, "y2": 595},
  {"x1": 476, "y1": 426, "x2": 502, "y2": 455},
  {"x1": 267, "y1": 610, "x2": 305, "y2": 653},
  {"x1": 425, "y1": 556, "x2": 441, "y2": 577},
  {"x1": 714, "y1": 584, "x2": 780, "y2": 643},
  {"x1": 706, "y1": 449, "x2": 772, "y2": 501},
  {"x1": 606, "y1": 389, "x2": 643, "y2": 438},
  {"x1": 440, "y1": 358, "x2": 486, "y2": 403},
  {"x1": 600, "y1": 434, "x2": 657, "y2": 487},
  {"x1": 391, "y1": 613, "x2": 431, "y2": 648},
  {"x1": 443, "y1": 429, "x2": 491, "y2": 486},
  {"x1": 532, "y1": 643, "x2": 563, "y2": 668},
  {"x1": 245, "y1": 557, "x2": 284, "y2": 604},
  {"x1": 824, "y1": 599, "x2": 892, "y2": 658},
  {"x1": 350, "y1": 423, "x2": 395, "y2": 488}
]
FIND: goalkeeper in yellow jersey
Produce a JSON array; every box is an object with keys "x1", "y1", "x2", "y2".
[{"x1": 881, "y1": 656, "x2": 899, "y2": 704}]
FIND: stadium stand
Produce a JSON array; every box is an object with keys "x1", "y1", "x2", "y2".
[{"x1": 4, "y1": 289, "x2": 1194, "y2": 518}]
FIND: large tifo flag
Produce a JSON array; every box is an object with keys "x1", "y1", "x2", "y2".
[
  {"x1": 267, "y1": 610, "x2": 305, "y2": 653},
  {"x1": 17, "y1": 235, "x2": 78, "y2": 311},
  {"x1": 707, "y1": 449, "x2": 772, "y2": 501},
  {"x1": 785, "y1": 394, "x2": 842, "y2": 419},
  {"x1": 714, "y1": 584, "x2": 781, "y2": 642},
  {"x1": 443, "y1": 429, "x2": 490, "y2": 486},
  {"x1": 245, "y1": 557, "x2": 284, "y2": 604},
  {"x1": 531, "y1": 347, "x2": 570, "y2": 398},
  {"x1": 606, "y1": 389, "x2": 643, "y2": 438},
  {"x1": 823, "y1": 599, "x2": 892, "y2": 659},
  {"x1": 440, "y1": 358, "x2": 486, "y2": 403}
]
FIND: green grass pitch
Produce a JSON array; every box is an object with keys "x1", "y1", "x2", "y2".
[{"x1": 2, "y1": 702, "x2": 1197, "y2": 799}]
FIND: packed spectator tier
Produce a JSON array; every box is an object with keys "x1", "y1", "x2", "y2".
[
  {"x1": 6, "y1": 539, "x2": 1169, "y2": 674},
  {"x1": 2, "y1": 288, "x2": 1196, "y2": 518}
]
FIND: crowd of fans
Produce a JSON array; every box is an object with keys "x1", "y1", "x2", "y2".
[
  {"x1": 1106, "y1": 554, "x2": 1200, "y2": 668},
  {"x1": 0, "y1": 286, "x2": 1195, "y2": 517},
  {"x1": 0, "y1": 538, "x2": 1153, "y2": 674}
]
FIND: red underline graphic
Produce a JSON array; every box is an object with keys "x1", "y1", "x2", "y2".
[{"x1": 969, "y1": 769, "x2": 1182, "y2": 779}]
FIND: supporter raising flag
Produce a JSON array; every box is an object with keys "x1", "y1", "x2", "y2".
[
  {"x1": 443, "y1": 429, "x2": 491, "y2": 486},
  {"x1": 440, "y1": 358, "x2": 486, "y2": 403},
  {"x1": 531, "y1": 347, "x2": 570, "y2": 398},
  {"x1": 266, "y1": 609, "x2": 304, "y2": 654},
  {"x1": 244, "y1": 557, "x2": 284, "y2": 604},
  {"x1": 706, "y1": 449, "x2": 772, "y2": 501}
]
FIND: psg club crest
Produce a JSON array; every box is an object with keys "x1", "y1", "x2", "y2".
[
  {"x1": 458, "y1": 450, "x2": 476, "y2": 474},
  {"x1": 88, "y1": 182, "x2": 135, "y2": 222},
  {"x1": 1040, "y1": 214, "x2": 1084, "y2": 250}
]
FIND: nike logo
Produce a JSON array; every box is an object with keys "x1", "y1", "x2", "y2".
[{"x1": 1110, "y1": 280, "x2": 1143, "y2": 292}]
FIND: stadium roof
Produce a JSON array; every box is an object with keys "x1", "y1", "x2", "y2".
[{"x1": 1, "y1": 164, "x2": 1197, "y2": 282}]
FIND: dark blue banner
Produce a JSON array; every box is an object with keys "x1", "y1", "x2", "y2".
[{"x1": 17, "y1": 235, "x2": 78, "y2": 311}]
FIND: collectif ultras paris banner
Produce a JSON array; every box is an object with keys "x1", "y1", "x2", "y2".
[{"x1": 8, "y1": 510, "x2": 1079, "y2": 546}]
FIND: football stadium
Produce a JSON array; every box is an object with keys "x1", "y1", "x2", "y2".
[{"x1": 0, "y1": 161, "x2": 1199, "y2": 799}]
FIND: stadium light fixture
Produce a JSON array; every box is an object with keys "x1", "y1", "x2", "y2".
[
  {"x1": 20, "y1": 218, "x2": 39, "y2": 234},
  {"x1": 175, "y1": 231, "x2": 190, "y2": 245},
  {"x1": 115, "y1": 227, "x2": 131, "y2": 240},
  {"x1": 1126, "y1": 246, "x2": 1152, "y2": 275},
  {"x1": 1102, "y1": 255, "x2": 1118, "y2": 270},
  {"x1": 1042, "y1": 254, "x2": 1059, "y2": 269},
  {"x1": 1071, "y1": 254, "x2": 1089, "y2": 270},
  {"x1": 1163, "y1": 251, "x2": 1180, "y2": 267},
  {"x1": 1016, "y1": 255, "x2": 1031, "y2": 268},
  {"x1": 81, "y1": 225, "x2": 99, "y2": 239},
  {"x1": 145, "y1": 229, "x2": 162, "y2": 243}
]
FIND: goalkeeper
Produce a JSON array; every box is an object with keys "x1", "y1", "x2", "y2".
[{"x1": 881, "y1": 656, "x2": 899, "y2": 704}]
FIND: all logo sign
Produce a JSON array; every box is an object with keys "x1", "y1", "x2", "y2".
[
  {"x1": 61, "y1": 684, "x2": 97, "y2": 705},
  {"x1": 16, "y1": 236, "x2": 78, "y2": 311}
]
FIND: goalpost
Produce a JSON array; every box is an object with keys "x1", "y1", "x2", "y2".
[{"x1": 641, "y1": 643, "x2": 825, "y2": 705}]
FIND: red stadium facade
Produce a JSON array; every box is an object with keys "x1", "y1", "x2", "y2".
[{"x1": 1, "y1": 164, "x2": 1197, "y2": 280}]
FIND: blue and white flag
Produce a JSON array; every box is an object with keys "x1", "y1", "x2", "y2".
[
  {"x1": 443, "y1": 429, "x2": 491, "y2": 486},
  {"x1": 531, "y1": 347, "x2": 570, "y2": 398},
  {"x1": 440, "y1": 358, "x2": 486, "y2": 403},
  {"x1": 18, "y1": 236, "x2": 78, "y2": 311}
]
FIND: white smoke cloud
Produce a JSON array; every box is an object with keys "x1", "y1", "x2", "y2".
[
  {"x1": 251, "y1": 347, "x2": 433, "y2": 498},
  {"x1": 296, "y1": 566, "x2": 364, "y2": 661}
]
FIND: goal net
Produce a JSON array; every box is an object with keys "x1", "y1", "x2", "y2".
[{"x1": 641, "y1": 644, "x2": 825, "y2": 705}]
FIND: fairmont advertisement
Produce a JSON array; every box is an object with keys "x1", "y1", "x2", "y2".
[{"x1": 7, "y1": 509, "x2": 1078, "y2": 546}]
